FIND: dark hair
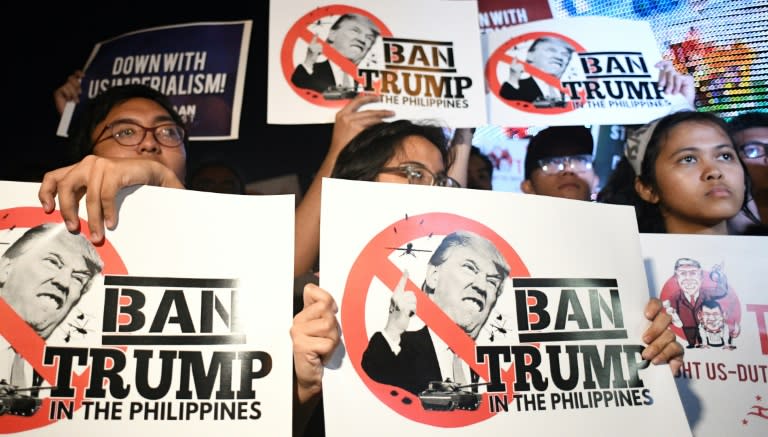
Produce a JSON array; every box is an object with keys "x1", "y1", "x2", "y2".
[
  {"x1": 469, "y1": 145, "x2": 494, "y2": 188},
  {"x1": 187, "y1": 159, "x2": 246, "y2": 194},
  {"x1": 69, "y1": 84, "x2": 187, "y2": 161},
  {"x1": 330, "y1": 120, "x2": 451, "y2": 181},
  {"x1": 598, "y1": 111, "x2": 759, "y2": 232},
  {"x1": 524, "y1": 126, "x2": 594, "y2": 180},
  {"x1": 727, "y1": 111, "x2": 768, "y2": 135}
]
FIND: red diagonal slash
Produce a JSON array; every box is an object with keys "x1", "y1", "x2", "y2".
[
  {"x1": 296, "y1": 27, "x2": 372, "y2": 90},
  {"x1": 0, "y1": 206, "x2": 126, "y2": 432},
  {"x1": 498, "y1": 52, "x2": 567, "y2": 90},
  {"x1": 343, "y1": 212, "x2": 529, "y2": 427},
  {"x1": 376, "y1": 259, "x2": 491, "y2": 383}
]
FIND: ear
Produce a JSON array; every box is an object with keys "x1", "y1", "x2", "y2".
[
  {"x1": 634, "y1": 176, "x2": 659, "y2": 204},
  {"x1": 0, "y1": 258, "x2": 11, "y2": 287},
  {"x1": 520, "y1": 179, "x2": 536, "y2": 194},
  {"x1": 425, "y1": 264, "x2": 439, "y2": 290}
]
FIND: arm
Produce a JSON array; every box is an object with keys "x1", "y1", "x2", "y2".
[
  {"x1": 291, "y1": 283, "x2": 339, "y2": 436},
  {"x1": 641, "y1": 298, "x2": 684, "y2": 375},
  {"x1": 54, "y1": 70, "x2": 84, "y2": 115},
  {"x1": 294, "y1": 94, "x2": 394, "y2": 276},
  {"x1": 446, "y1": 128, "x2": 474, "y2": 188},
  {"x1": 38, "y1": 155, "x2": 184, "y2": 244}
]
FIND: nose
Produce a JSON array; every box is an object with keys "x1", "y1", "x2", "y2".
[
  {"x1": 137, "y1": 130, "x2": 161, "y2": 154},
  {"x1": 51, "y1": 267, "x2": 72, "y2": 295},
  {"x1": 703, "y1": 161, "x2": 723, "y2": 180}
]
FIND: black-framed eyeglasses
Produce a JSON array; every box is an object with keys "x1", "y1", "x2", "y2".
[
  {"x1": 94, "y1": 121, "x2": 186, "y2": 148},
  {"x1": 537, "y1": 154, "x2": 593, "y2": 175},
  {"x1": 378, "y1": 161, "x2": 461, "y2": 188},
  {"x1": 738, "y1": 141, "x2": 766, "y2": 159}
]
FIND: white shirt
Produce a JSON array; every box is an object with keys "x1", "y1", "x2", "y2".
[{"x1": 0, "y1": 336, "x2": 34, "y2": 387}]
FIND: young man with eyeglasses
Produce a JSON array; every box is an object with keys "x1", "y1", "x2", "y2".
[
  {"x1": 520, "y1": 125, "x2": 599, "y2": 201},
  {"x1": 728, "y1": 111, "x2": 767, "y2": 229},
  {"x1": 38, "y1": 84, "x2": 340, "y2": 436},
  {"x1": 40, "y1": 85, "x2": 187, "y2": 243}
]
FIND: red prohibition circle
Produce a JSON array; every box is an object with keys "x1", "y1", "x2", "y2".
[
  {"x1": 0, "y1": 207, "x2": 127, "y2": 433},
  {"x1": 280, "y1": 5, "x2": 393, "y2": 108},
  {"x1": 341, "y1": 212, "x2": 530, "y2": 427},
  {"x1": 485, "y1": 31, "x2": 586, "y2": 114}
]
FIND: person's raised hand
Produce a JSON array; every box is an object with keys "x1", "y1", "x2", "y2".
[
  {"x1": 655, "y1": 60, "x2": 696, "y2": 108},
  {"x1": 38, "y1": 156, "x2": 184, "y2": 244},
  {"x1": 54, "y1": 70, "x2": 84, "y2": 115},
  {"x1": 329, "y1": 93, "x2": 395, "y2": 156},
  {"x1": 641, "y1": 297, "x2": 684, "y2": 375}
]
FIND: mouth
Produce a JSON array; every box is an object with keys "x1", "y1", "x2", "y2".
[
  {"x1": 558, "y1": 182, "x2": 581, "y2": 190},
  {"x1": 462, "y1": 295, "x2": 485, "y2": 312},
  {"x1": 707, "y1": 186, "x2": 733, "y2": 198},
  {"x1": 37, "y1": 292, "x2": 64, "y2": 311}
]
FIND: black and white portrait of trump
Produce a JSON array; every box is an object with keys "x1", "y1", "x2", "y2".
[
  {"x1": 499, "y1": 36, "x2": 576, "y2": 104},
  {"x1": 0, "y1": 222, "x2": 103, "y2": 387},
  {"x1": 291, "y1": 13, "x2": 381, "y2": 95},
  {"x1": 362, "y1": 230, "x2": 510, "y2": 396}
]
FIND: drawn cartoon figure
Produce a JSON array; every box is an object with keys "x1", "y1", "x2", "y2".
[
  {"x1": 661, "y1": 258, "x2": 741, "y2": 349},
  {"x1": 697, "y1": 299, "x2": 736, "y2": 349}
]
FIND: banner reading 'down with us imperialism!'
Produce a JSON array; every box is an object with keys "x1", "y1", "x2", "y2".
[
  {"x1": 484, "y1": 16, "x2": 692, "y2": 126},
  {"x1": 0, "y1": 181, "x2": 293, "y2": 435},
  {"x1": 319, "y1": 179, "x2": 692, "y2": 436},
  {"x1": 267, "y1": 0, "x2": 487, "y2": 126},
  {"x1": 57, "y1": 21, "x2": 252, "y2": 141}
]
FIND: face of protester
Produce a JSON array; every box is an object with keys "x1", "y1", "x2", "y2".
[
  {"x1": 523, "y1": 163, "x2": 597, "y2": 201},
  {"x1": 468, "y1": 154, "x2": 492, "y2": 190},
  {"x1": 91, "y1": 97, "x2": 187, "y2": 181},
  {"x1": 189, "y1": 165, "x2": 243, "y2": 194},
  {"x1": 328, "y1": 16, "x2": 378, "y2": 64},
  {"x1": 638, "y1": 121, "x2": 745, "y2": 234},
  {"x1": 526, "y1": 39, "x2": 574, "y2": 78},
  {"x1": 0, "y1": 234, "x2": 95, "y2": 339},
  {"x1": 375, "y1": 135, "x2": 445, "y2": 185},
  {"x1": 425, "y1": 244, "x2": 504, "y2": 339},
  {"x1": 674, "y1": 265, "x2": 703, "y2": 296},
  {"x1": 733, "y1": 126, "x2": 768, "y2": 195}
]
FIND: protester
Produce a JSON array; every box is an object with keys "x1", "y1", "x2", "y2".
[
  {"x1": 37, "y1": 83, "x2": 339, "y2": 436},
  {"x1": 727, "y1": 111, "x2": 767, "y2": 233},
  {"x1": 467, "y1": 145, "x2": 494, "y2": 190},
  {"x1": 520, "y1": 126, "x2": 599, "y2": 201},
  {"x1": 598, "y1": 110, "x2": 760, "y2": 234}
]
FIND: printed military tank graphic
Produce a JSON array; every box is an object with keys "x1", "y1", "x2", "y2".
[
  {"x1": 0, "y1": 380, "x2": 54, "y2": 417},
  {"x1": 418, "y1": 380, "x2": 489, "y2": 411}
]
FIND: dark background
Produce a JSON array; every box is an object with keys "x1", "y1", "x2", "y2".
[{"x1": 3, "y1": 2, "x2": 331, "y2": 191}]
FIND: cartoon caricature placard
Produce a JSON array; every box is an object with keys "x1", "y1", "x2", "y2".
[
  {"x1": 640, "y1": 234, "x2": 768, "y2": 437},
  {"x1": 320, "y1": 178, "x2": 691, "y2": 436},
  {"x1": 484, "y1": 16, "x2": 691, "y2": 126},
  {"x1": 267, "y1": 0, "x2": 487, "y2": 126},
  {"x1": 0, "y1": 181, "x2": 294, "y2": 435}
]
